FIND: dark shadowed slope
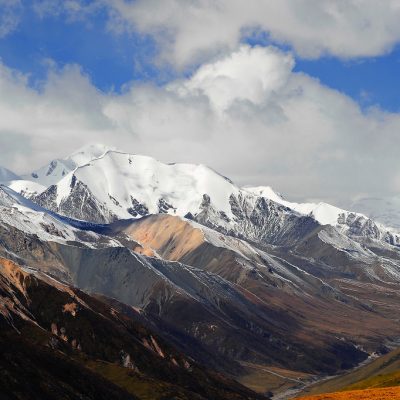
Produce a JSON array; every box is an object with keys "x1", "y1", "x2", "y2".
[{"x1": 0, "y1": 257, "x2": 265, "y2": 400}]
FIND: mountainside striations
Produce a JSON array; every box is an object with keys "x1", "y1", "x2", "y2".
[{"x1": 1, "y1": 144, "x2": 400, "y2": 399}]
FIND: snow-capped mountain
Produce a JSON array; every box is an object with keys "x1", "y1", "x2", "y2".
[
  {"x1": 22, "y1": 143, "x2": 113, "y2": 186},
  {"x1": 32, "y1": 150, "x2": 320, "y2": 248},
  {"x1": 0, "y1": 166, "x2": 20, "y2": 183},
  {"x1": 3, "y1": 145, "x2": 400, "y2": 398},
  {"x1": 7, "y1": 179, "x2": 46, "y2": 198},
  {"x1": 246, "y1": 186, "x2": 377, "y2": 226},
  {"x1": 348, "y1": 196, "x2": 400, "y2": 230},
  {"x1": 32, "y1": 147, "x2": 400, "y2": 248},
  {"x1": 3, "y1": 180, "x2": 400, "y2": 381},
  {"x1": 245, "y1": 186, "x2": 400, "y2": 245},
  {"x1": 0, "y1": 184, "x2": 119, "y2": 249},
  {"x1": 1, "y1": 184, "x2": 362, "y2": 378},
  {"x1": 34, "y1": 150, "x2": 240, "y2": 221}
]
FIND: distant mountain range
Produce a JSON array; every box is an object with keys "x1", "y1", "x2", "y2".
[
  {"x1": 1, "y1": 144, "x2": 400, "y2": 399},
  {"x1": 13, "y1": 145, "x2": 400, "y2": 247}
]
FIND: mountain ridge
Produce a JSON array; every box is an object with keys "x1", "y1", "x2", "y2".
[
  {"x1": 25, "y1": 147, "x2": 400, "y2": 251},
  {"x1": 4, "y1": 144, "x2": 400, "y2": 238},
  {"x1": 2, "y1": 144, "x2": 400, "y2": 398}
]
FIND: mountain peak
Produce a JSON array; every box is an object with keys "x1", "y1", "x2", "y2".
[
  {"x1": 244, "y1": 186, "x2": 284, "y2": 203},
  {"x1": 23, "y1": 143, "x2": 119, "y2": 187},
  {"x1": 69, "y1": 143, "x2": 117, "y2": 163}
]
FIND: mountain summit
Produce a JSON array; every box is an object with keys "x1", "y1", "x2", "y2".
[
  {"x1": 23, "y1": 143, "x2": 115, "y2": 186},
  {"x1": 27, "y1": 146, "x2": 400, "y2": 249},
  {"x1": 1, "y1": 144, "x2": 400, "y2": 398}
]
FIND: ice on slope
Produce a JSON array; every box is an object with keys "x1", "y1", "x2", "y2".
[
  {"x1": 55, "y1": 150, "x2": 240, "y2": 218},
  {"x1": 23, "y1": 143, "x2": 113, "y2": 187}
]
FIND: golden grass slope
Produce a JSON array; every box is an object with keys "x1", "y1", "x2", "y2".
[
  {"x1": 295, "y1": 386, "x2": 400, "y2": 399},
  {"x1": 299, "y1": 347, "x2": 400, "y2": 396}
]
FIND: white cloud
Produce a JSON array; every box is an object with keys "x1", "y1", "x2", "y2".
[
  {"x1": 169, "y1": 45, "x2": 294, "y2": 111},
  {"x1": 0, "y1": 0, "x2": 22, "y2": 38},
  {"x1": 32, "y1": 0, "x2": 101, "y2": 20},
  {"x1": 1, "y1": 45, "x2": 400, "y2": 207},
  {"x1": 106, "y1": 0, "x2": 400, "y2": 67},
  {"x1": 0, "y1": 63, "x2": 116, "y2": 166}
]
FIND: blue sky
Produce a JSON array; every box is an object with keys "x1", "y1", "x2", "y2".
[
  {"x1": 1, "y1": 3, "x2": 399, "y2": 112},
  {"x1": 295, "y1": 51, "x2": 400, "y2": 113},
  {"x1": 0, "y1": 4, "x2": 169, "y2": 91}
]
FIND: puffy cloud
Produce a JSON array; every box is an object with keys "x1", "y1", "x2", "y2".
[
  {"x1": 0, "y1": 63, "x2": 116, "y2": 167},
  {"x1": 1, "y1": 45, "x2": 400, "y2": 207},
  {"x1": 169, "y1": 45, "x2": 294, "y2": 111},
  {"x1": 106, "y1": 0, "x2": 400, "y2": 67},
  {"x1": 0, "y1": 0, "x2": 22, "y2": 38}
]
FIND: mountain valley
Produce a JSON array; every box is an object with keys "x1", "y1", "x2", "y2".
[{"x1": 1, "y1": 144, "x2": 400, "y2": 399}]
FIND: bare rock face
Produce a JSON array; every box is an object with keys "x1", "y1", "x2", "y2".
[
  {"x1": 193, "y1": 192, "x2": 319, "y2": 246},
  {"x1": 35, "y1": 180, "x2": 118, "y2": 223},
  {"x1": 127, "y1": 197, "x2": 149, "y2": 217},
  {"x1": 2, "y1": 182, "x2": 400, "y2": 383},
  {"x1": 120, "y1": 350, "x2": 138, "y2": 371},
  {"x1": 3, "y1": 151, "x2": 400, "y2": 397},
  {"x1": 28, "y1": 150, "x2": 400, "y2": 249}
]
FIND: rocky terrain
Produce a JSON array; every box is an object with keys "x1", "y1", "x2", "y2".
[
  {"x1": 1, "y1": 144, "x2": 400, "y2": 399},
  {"x1": 0, "y1": 257, "x2": 264, "y2": 400}
]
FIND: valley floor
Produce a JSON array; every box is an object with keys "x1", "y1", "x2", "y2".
[{"x1": 237, "y1": 361, "x2": 313, "y2": 395}]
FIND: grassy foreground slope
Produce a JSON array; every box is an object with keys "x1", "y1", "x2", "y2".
[
  {"x1": 295, "y1": 386, "x2": 400, "y2": 399},
  {"x1": 298, "y1": 347, "x2": 400, "y2": 397}
]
